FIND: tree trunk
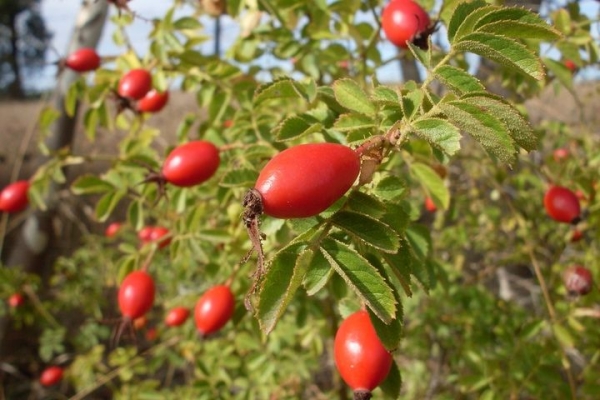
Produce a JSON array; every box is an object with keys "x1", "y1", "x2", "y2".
[{"x1": 0, "y1": 0, "x2": 108, "y2": 365}]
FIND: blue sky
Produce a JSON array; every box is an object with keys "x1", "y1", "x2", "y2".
[{"x1": 36, "y1": 0, "x2": 599, "y2": 91}]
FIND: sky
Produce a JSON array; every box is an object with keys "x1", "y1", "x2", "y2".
[{"x1": 33, "y1": 0, "x2": 600, "y2": 91}]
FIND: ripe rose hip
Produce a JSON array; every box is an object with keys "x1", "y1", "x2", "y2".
[
  {"x1": 161, "y1": 141, "x2": 221, "y2": 187},
  {"x1": 118, "y1": 270, "x2": 155, "y2": 320},
  {"x1": 39, "y1": 366, "x2": 64, "y2": 387},
  {"x1": 8, "y1": 293, "x2": 24, "y2": 308},
  {"x1": 105, "y1": 222, "x2": 122, "y2": 238},
  {"x1": 137, "y1": 90, "x2": 169, "y2": 113},
  {"x1": 543, "y1": 185, "x2": 581, "y2": 224},
  {"x1": 0, "y1": 180, "x2": 30, "y2": 213},
  {"x1": 251, "y1": 143, "x2": 360, "y2": 219},
  {"x1": 65, "y1": 48, "x2": 101, "y2": 72},
  {"x1": 425, "y1": 197, "x2": 437, "y2": 212},
  {"x1": 149, "y1": 226, "x2": 171, "y2": 249},
  {"x1": 165, "y1": 306, "x2": 190, "y2": 327},
  {"x1": 563, "y1": 265, "x2": 593, "y2": 296},
  {"x1": 334, "y1": 310, "x2": 392, "y2": 397},
  {"x1": 137, "y1": 226, "x2": 154, "y2": 243},
  {"x1": 118, "y1": 69, "x2": 152, "y2": 100},
  {"x1": 564, "y1": 59, "x2": 577, "y2": 72},
  {"x1": 553, "y1": 148, "x2": 569, "y2": 162},
  {"x1": 194, "y1": 285, "x2": 235, "y2": 336},
  {"x1": 382, "y1": 0, "x2": 431, "y2": 49}
]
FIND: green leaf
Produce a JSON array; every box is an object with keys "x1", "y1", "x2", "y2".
[
  {"x1": 330, "y1": 211, "x2": 400, "y2": 253},
  {"x1": 409, "y1": 118, "x2": 461, "y2": 156},
  {"x1": 274, "y1": 115, "x2": 323, "y2": 141},
  {"x1": 320, "y1": 238, "x2": 396, "y2": 323},
  {"x1": 346, "y1": 191, "x2": 387, "y2": 219},
  {"x1": 332, "y1": 79, "x2": 376, "y2": 117},
  {"x1": 367, "y1": 270, "x2": 403, "y2": 350},
  {"x1": 257, "y1": 243, "x2": 311, "y2": 334},
  {"x1": 439, "y1": 100, "x2": 517, "y2": 163},
  {"x1": 473, "y1": 8, "x2": 561, "y2": 41},
  {"x1": 400, "y1": 89, "x2": 423, "y2": 120},
  {"x1": 379, "y1": 361, "x2": 402, "y2": 398},
  {"x1": 382, "y1": 239, "x2": 414, "y2": 296},
  {"x1": 543, "y1": 57, "x2": 574, "y2": 90},
  {"x1": 303, "y1": 249, "x2": 333, "y2": 296},
  {"x1": 95, "y1": 190, "x2": 126, "y2": 222},
  {"x1": 173, "y1": 16, "x2": 202, "y2": 30},
  {"x1": 333, "y1": 113, "x2": 376, "y2": 133},
  {"x1": 71, "y1": 175, "x2": 115, "y2": 195},
  {"x1": 220, "y1": 168, "x2": 258, "y2": 188},
  {"x1": 409, "y1": 162, "x2": 450, "y2": 210},
  {"x1": 460, "y1": 92, "x2": 539, "y2": 151},
  {"x1": 65, "y1": 80, "x2": 82, "y2": 117},
  {"x1": 434, "y1": 65, "x2": 485, "y2": 94},
  {"x1": 372, "y1": 86, "x2": 400, "y2": 105},
  {"x1": 373, "y1": 176, "x2": 408, "y2": 202},
  {"x1": 127, "y1": 200, "x2": 144, "y2": 231},
  {"x1": 254, "y1": 78, "x2": 308, "y2": 104},
  {"x1": 454, "y1": 32, "x2": 544, "y2": 80},
  {"x1": 449, "y1": 2, "x2": 496, "y2": 43}
]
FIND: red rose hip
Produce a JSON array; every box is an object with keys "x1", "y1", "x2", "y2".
[
  {"x1": 39, "y1": 366, "x2": 64, "y2": 387},
  {"x1": 8, "y1": 293, "x2": 24, "y2": 308},
  {"x1": 161, "y1": 141, "x2": 220, "y2": 187},
  {"x1": 118, "y1": 68, "x2": 152, "y2": 100},
  {"x1": 65, "y1": 48, "x2": 101, "y2": 72},
  {"x1": 137, "y1": 90, "x2": 169, "y2": 113},
  {"x1": 165, "y1": 306, "x2": 190, "y2": 327},
  {"x1": 563, "y1": 265, "x2": 593, "y2": 296},
  {"x1": 382, "y1": 0, "x2": 431, "y2": 49},
  {"x1": 194, "y1": 285, "x2": 235, "y2": 336},
  {"x1": 253, "y1": 143, "x2": 360, "y2": 218},
  {"x1": 0, "y1": 180, "x2": 30, "y2": 213},
  {"x1": 118, "y1": 270, "x2": 155, "y2": 320},
  {"x1": 334, "y1": 310, "x2": 393, "y2": 397},
  {"x1": 544, "y1": 185, "x2": 581, "y2": 224}
]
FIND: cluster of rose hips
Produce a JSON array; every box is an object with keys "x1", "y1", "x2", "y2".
[{"x1": 544, "y1": 149, "x2": 594, "y2": 298}]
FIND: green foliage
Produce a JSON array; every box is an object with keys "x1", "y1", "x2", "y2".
[{"x1": 4, "y1": 0, "x2": 600, "y2": 399}]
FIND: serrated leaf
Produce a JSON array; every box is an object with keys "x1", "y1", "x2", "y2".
[
  {"x1": 473, "y1": 8, "x2": 561, "y2": 41},
  {"x1": 374, "y1": 176, "x2": 408, "y2": 201},
  {"x1": 346, "y1": 191, "x2": 387, "y2": 219},
  {"x1": 367, "y1": 264, "x2": 403, "y2": 350},
  {"x1": 274, "y1": 115, "x2": 323, "y2": 141},
  {"x1": 543, "y1": 57, "x2": 574, "y2": 90},
  {"x1": 320, "y1": 238, "x2": 396, "y2": 323},
  {"x1": 460, "y1": 92, "x2": 539, "y2": 151},
  {"x1": 330, "y1": 211, "x2": 400, "y2": 253},
  {"x1": 257, "y1": 243, "x2": 311, "y2": 334},
  {"x1": 333, "y1": 79, "x2": 376, "y2": 116},
  {"x1": 400, "y1": 89, "x2": 423, "y2": 120},
  {"x1": 439, "y1": 100, "x2": 516, "y2": 163},
  {"x1": 449, "y1": 2, "x2": 497, "y2": 42},
  {"x1": 254, "y1": 78, "x2": 308, "y2": 104},
  {"x1": 303, "y1": 249, "x2": 333, "y2": 296},
  {"x1": 380, "y1": 360, "x2": 402, "y2": 398},
  {"x1": 409, "y1": 162, "x2": 449, "y2": 210},
  {"x1": 410, "y1": 118, "x2": 461, "y2": 156},
  {"x1": 382, "y1": 239, "x2": 413, "y2": 296},
  {"x1": 71, "y1": 175, "x2": 115, "y2": 195},
  {"x1": 454, "y1": 32, "x2": 544, "y2": 80},
  {"x1": 220, "y1": 169, "x2": 258, "y2": 188},
  {"x1": 434, "y1": 65, "x2": 485, "y2": 94},
  {"x1": 95, "y1": 190, "x2": 126, "y2": 222},
  {"x1": 127, "y1": 200, "x2": 144, "y2": 231},
  {"x1": 478, "y1": 21, "x2": 561, "y2": 41},
  {"x1": 333, "y1": 113, "x2": 376, "y2": 132},
  {"x1": 405, "y1": 224, "x2": 431, "y2": 261},
  {"x1": 372, "y1": 86, "x2": 400, "y2": 104}
]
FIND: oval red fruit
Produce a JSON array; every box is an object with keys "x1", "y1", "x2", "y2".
[
  {"x1": 563, "y1": 265, "x2": 593, "y2": 296},
  {"x1": 0, "y1": 180, "x2": 30, "y2": 213},
  {"x1": 564, "y1": 59, "x2": 577, "y2": 72},
  {"x1": 118, "y1": 69, "x2": 152, "y2": 100},
  {"x1": 137, "y1": 226, "x2": 154, "y2": 243},
  {"x1": 65, "y1": 48, "x2": 101, "y2": 72},
  {"x1": 382, "y1": 0, "x2": 431, "y2": 48},
  {"x1": 118, "y1": 270, "x2": 155, "y2": 320},
  {"x1": 39, "y1": 366, "x2": 64, "y2": 387},
  {"x1": 553, "y1": 148, "x2": 569, "y2": 162},
  {"x1": 194, "y1": 285, "x2": 235, "y2": 336},
  {"x1": 165, "y1": 306, "x2": 190, "y2": 327},
  {"x1": 162, "y1": 141, "x2": 220, "y2": 187},
  {"x1": 334, "y1": 310, "x2": 392, "y2": 393},
  {"x1": 137, "y1": 90, "x2": 169, "y2": 113},
  {"x1": 149, "y1": 226, "x2": 171, "y2": 249},
  {"x1": 8, "y1": 293, "x2": 24, "y2": 308},
  {"x1": 105, "y1": 222, "x2": 122, "y2": 238},
  {"x1": 544, "y1": 186, "x2": 581, "y2": 224},
  {"x1": 425, "y1": 197, "x2": 437, "y2": 212},
  {"x1": 254, "y1": 143, "x2": 360, "y2": 218}
]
